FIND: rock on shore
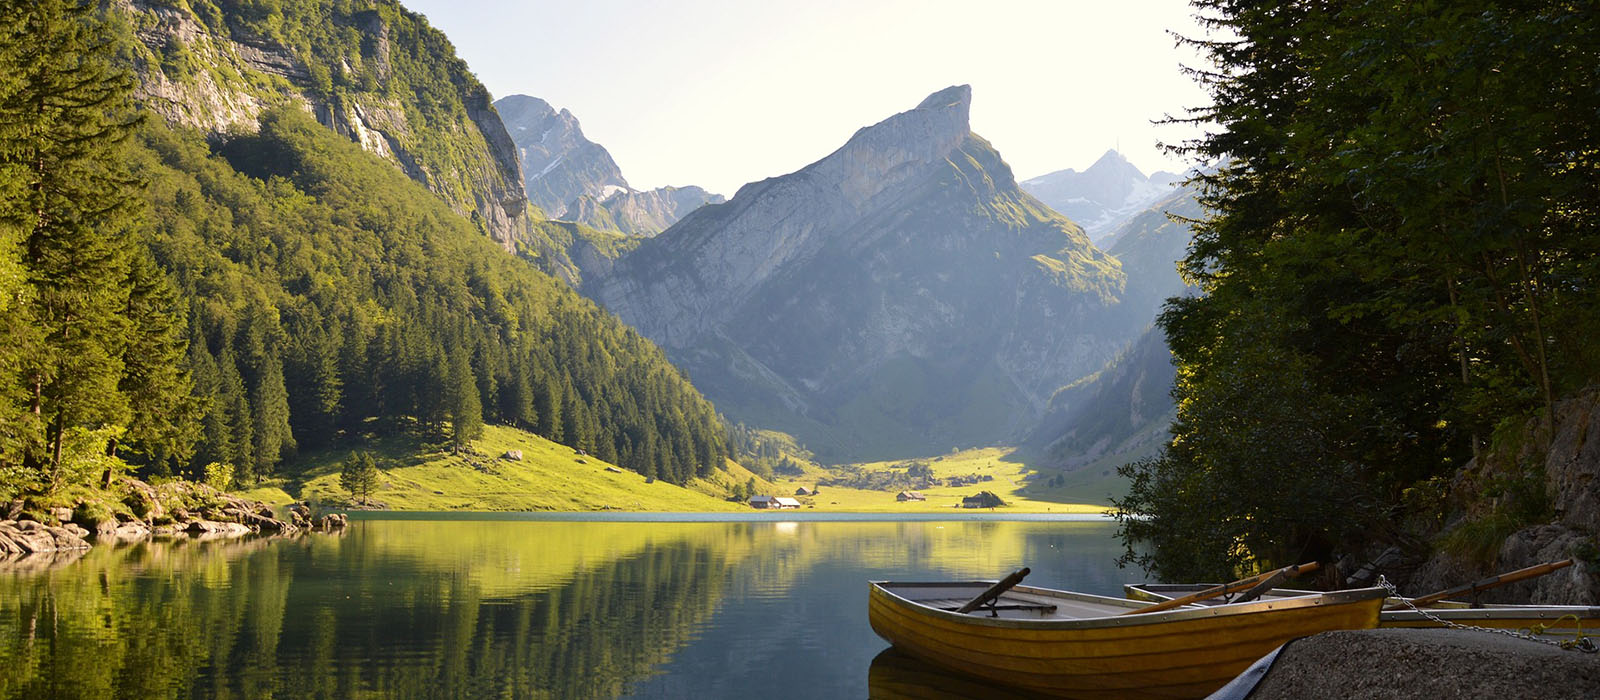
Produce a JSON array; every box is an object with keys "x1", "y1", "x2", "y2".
[
  {"x1": 0, "y1": 476, "x2": 348, "y2": 563},
  {"x1": 0, "y1": 519, "x2": 91, "y2": 556},
  {"x1": 1243, "y1": 629, "x2": 1600, "y2": 699}
]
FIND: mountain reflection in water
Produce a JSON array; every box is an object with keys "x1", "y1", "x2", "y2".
[{"x1": 0, "y1": 515, "x2": 1120, "y2": 699}]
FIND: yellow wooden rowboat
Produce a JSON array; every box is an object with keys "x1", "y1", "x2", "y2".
[
  {"x1": 1125, "y1": 582, "x2": 1600, "y2": 636},
  {"x1": 868, "y1": 580, "x2": 1386, "y2": 699}
]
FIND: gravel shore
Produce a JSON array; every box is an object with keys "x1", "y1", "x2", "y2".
[{"x1": 1244, "y1": 628, "x2": 1600, "y2": 699}]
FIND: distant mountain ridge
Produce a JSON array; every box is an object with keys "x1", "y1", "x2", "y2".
[
  {"x1": 588, "y1": 86, "x2": 1133, "y2": 461},
  {"x1": 496, "y1": 94, "x2": 724, "y2": 236},
  {"x1": 1021, "y1": 150, "x2": 1180, "y2": 243}
]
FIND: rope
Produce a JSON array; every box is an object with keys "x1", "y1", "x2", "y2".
[{"x1": 1377, "y1": 576, "x2": 1596, "y2": 653}]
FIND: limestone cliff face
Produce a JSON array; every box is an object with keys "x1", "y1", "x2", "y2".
[
  {"x1": 114, "y1": 0, "x2": 530, "y2": 250},
  {"x1": 590, "y1": 86, "x2": 1129, "y2": 460}
]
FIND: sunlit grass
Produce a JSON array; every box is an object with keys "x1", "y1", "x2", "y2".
[
  {"x1": 770, "y1": 447, "x2": 1113, "y2": 513},
  {"x1": 242, "y1": 425, "x2": 757, "y2": 512}
]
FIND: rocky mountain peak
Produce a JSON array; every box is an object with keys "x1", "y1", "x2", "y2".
[
  {"x1": 495, "y1": 94, "x2": 629, "y2": 216},
  {"x1": 1086, "y1": 148, "x2": 1142, "y2": 179},
  {"x1": 915, "y1": 83, "x2": 972, "y2": 113},
  {"x1": 1020, "y1": 149, "x2": 1180, "y2": 243},
  {"x1": 588, "y1": 85, "x2": 1129, "y2": 460},
  {"x1": 495, "y1": 94, "x2": 555, "y2": 123},
  {"x1": 795, "y1": 85, "x2": 977, "y2": 210}
]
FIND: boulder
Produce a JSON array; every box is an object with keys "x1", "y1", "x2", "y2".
[
  {"x1": 114, "y1": 521, "x2": 151, "y2": 540},
  {"x1": 185, "y1": 519, "x2": 249, "y2": 537},
  {"x1": 313, "y1": 513, "x2": 348, "y2": 530},
  {"x1": 121, "y1": 478, "x2": 166, "y2": 521},
  {"x1": 50, "y1": 507, "x2": 73, "y2": 523},
  {"x1": 0, "y1": 519, "x2": 91, "y2": 554},
  {"x1": 503, "y1": 449, "x2": 523, "y2": 461}
]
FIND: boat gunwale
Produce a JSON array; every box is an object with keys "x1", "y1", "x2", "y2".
[
  {"x1": 1124, "y1": 582, "x2": 1600, "y2": 621},
  {"x1": 870, "y1": 580, "x2": 1387, "y2": 631}
]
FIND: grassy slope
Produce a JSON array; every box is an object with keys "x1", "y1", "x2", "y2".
[
  {"x1": 234, "y1": 427, "x2": 1115, "y2": 514},
  {"x1": 768, "y1": 447, "x2": 1113, "y2": 514},
  {"x1": 236, "y1": 425, "x2": 768, "y2": 512}
]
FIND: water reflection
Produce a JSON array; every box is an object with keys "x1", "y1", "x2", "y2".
[{"x1": 0, "y1": 517, "x2": 1121, "y2": 699}]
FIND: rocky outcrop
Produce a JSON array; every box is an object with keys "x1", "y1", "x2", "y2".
[
  {"x1": 1408, "y1": 388, "x2": 1600, "y2": 604},
  {"x1": 587, "y1": 86, "x2": 1129, "y2": 460},
  {"x1": 114, "y1": 0, "x2": 531, "y2": 250},
  {"x1": 0, "y1": 520, "x2": 91, "y2": 556},
  {"x1": 0, "y1": 476, "x2": 323, "y2": 567},
  {"x1": 314, "y1": 513, "x2": 349, "y2": 530}
]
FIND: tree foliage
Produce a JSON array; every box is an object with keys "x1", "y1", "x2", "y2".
[
  {"x1": 0, "y1": 0, "x2": 192, "y2": 493},
  {"x1": 135, "y1": 108, "x2": 727, "y2": 485},
  {"x1": 1117, "y1": 1, "x2": 1600, "y2": 580},
  {"x1": 339, "y1": 450, "x2": 378, "y2": 506}
]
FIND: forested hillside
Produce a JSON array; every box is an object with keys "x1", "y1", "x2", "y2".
[
  {"x1": 140, "y1": 110, "x2": 727, "y2": 485},
  {"x1": 1117, "y1": 0, "x2": 1600, "y2": 581},
  {"x1": 0, "y1": 0, "x2": 728, "y2": 502}
]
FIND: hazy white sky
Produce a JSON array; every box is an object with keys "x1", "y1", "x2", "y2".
[{"x1": 400, "y1": 0, "x2": 1212, "y2": 196}]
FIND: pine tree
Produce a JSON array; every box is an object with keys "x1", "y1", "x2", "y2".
[
  {"x1": 250, "y1": 351, "x2": 294, "y2": 479},
  {"x1": 0, "y1": 1, "x2": 37, "y2": 474},
  {"x1": 1, "y1": 0, "x2": 144, "y2": 481},
  {"x1": 115, "y1": 251, "x2": 194, "y2": 471},
  {"x1": 445, "y1": 344, "x2": 482, "y2": 451},
  {"x1": 216, "y1": 347, "x2": 254, "y2": 482}
]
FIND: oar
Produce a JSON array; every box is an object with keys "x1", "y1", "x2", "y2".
[
  {"x1": 956, "y1": 567, "x2": 1031, "y2": 614},
  {"x1": 1387, "y1": 559, "x2": 1574, "y2": 610},
  {"x1": 1123, "y1": 562, "x2": 1321, "y2": 615}
]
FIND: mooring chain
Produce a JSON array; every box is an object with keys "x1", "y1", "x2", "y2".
[{"x1": 1377, "y1": 576, "x2": 1596, "y2": 653}]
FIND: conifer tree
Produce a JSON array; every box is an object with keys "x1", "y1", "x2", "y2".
[
  {"x1": 445, "y1": 344, "x2": 482, "y2": 451},
  {"x1": 115, "y1": 251, "x2": 195, "y2": 470},
  {"x1": 216, "y1": 347, "x2": 254, "y2": 481},
  {"x1": 250, "y1": 351, "x2": 294, "y2": 479},
  {"x1": 1, "y1": 0, "x2": 144, "y2": 477}
]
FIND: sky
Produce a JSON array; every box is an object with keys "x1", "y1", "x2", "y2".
[{"x1": 399, "y1": 0, "x2": 1214, "y2": 196}]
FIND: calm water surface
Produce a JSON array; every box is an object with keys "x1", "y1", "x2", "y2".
[{"x1": 0, "y1": 513, "x2": 1123, "y2": 699}]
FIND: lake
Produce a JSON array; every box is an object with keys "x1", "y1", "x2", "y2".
[{"x1": 0, "y1": 513, "x2": 1126, "y2": 699}]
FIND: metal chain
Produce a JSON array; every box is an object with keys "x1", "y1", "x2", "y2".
[{"x1": 1376, "y1": 575, "x2": 1596, "y2": 653}]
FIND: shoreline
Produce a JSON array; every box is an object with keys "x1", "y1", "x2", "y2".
[{"x1": 340, "y1": 510, "x2": 1116, "y2": 522}]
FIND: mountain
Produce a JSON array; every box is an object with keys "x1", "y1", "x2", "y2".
[
  {"x1": 588, "y1": 86, "x2": 1130, "y2": 461},
  {"x1": 38, "y1": 0, "x2": 735, "y2": 484},
  {"x1": 1020, "y1": 150, "x2": 1179, "y2": 243},
  {"x1": 563, "y1": 186, "x2": 726, "y2": 237},
  {"x1": 496, "y1": 94, "x2": 724, "y2": 236},
  {"x1": 1023, "y1": 326, "x2": 1175, "y2": 470},
  {"x1": 1022, "y1": 182, "x2": 1205, "y2": 471},
  {"x1": 114, "y1": 0, "x2": 533, "y2": 251},
  {"x1": 1106, "y1": 183, "x2": 1204, "y2": 325},
  {"x1": 495, "y1": 95, "x2": 630, "y2": 217}
]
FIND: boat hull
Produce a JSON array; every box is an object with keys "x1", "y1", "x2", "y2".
[{"x1": 868, "y1": 582, "x2": 1384, "y2": 700}]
